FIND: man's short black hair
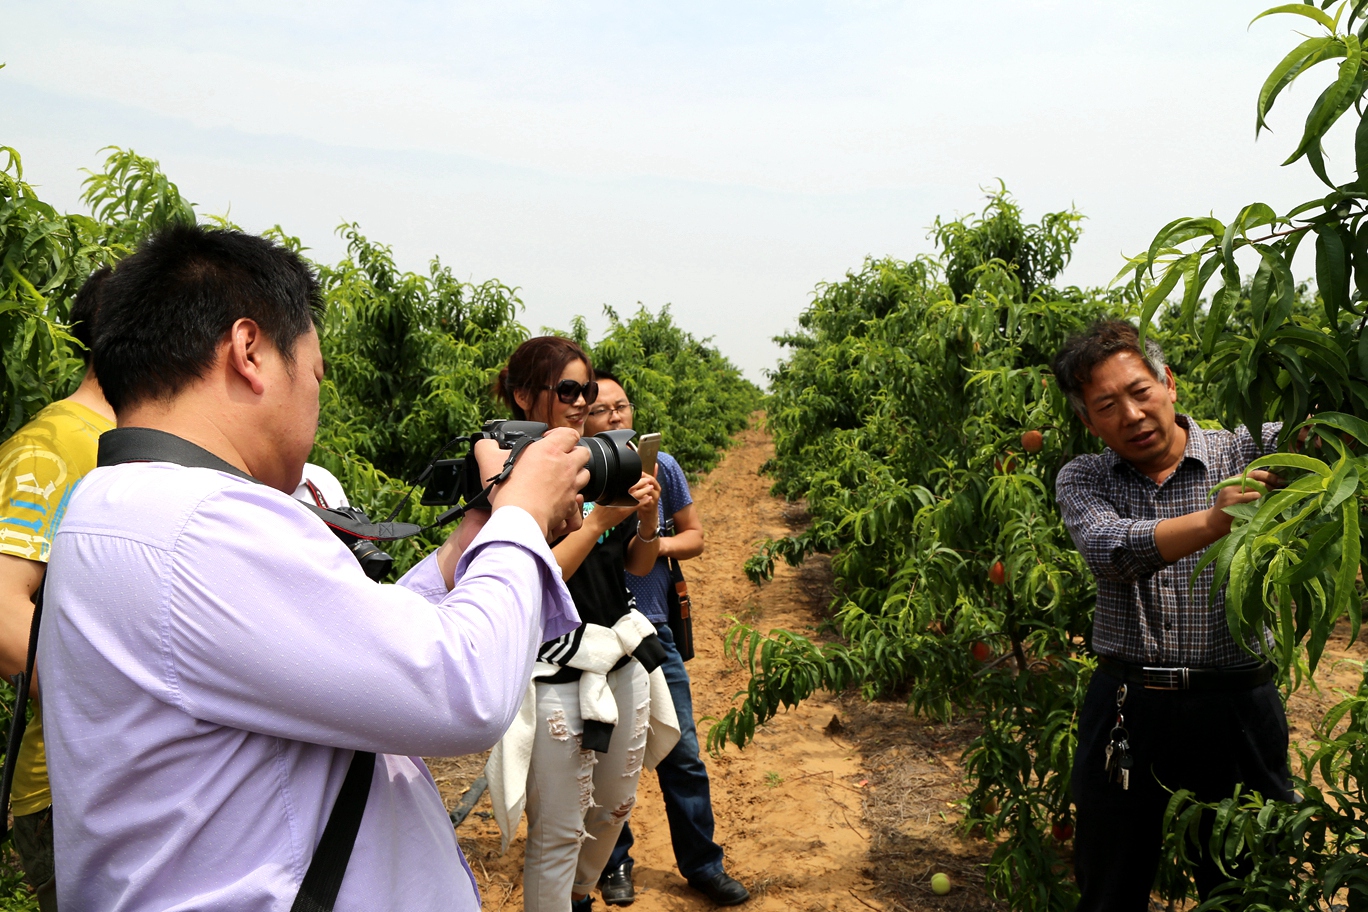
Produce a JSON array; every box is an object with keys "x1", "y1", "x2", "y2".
[
  {"x1": 69, "y1": 266, "x2": 112, "y2": 366},
  {"x1": 594, "y1": 368, "x2": 622, "y2": 387},
  {"x1": 1052, "y1": 319, "x2": 1167, "y2": 419},
  {"x1": 93, "y1": 223, "x2": 323, "y2": 412}
]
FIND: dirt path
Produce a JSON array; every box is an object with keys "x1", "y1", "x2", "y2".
[{"x1": 427, "y1": 420, "x2": 1368, "y2": 912}]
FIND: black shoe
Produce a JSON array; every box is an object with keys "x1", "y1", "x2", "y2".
[
  {"x1": 687, "y1": 871, "x2": 750, "y2": 906},
  {"x1": 599, "y1": 862, "x2": 635, "y2": 906}
]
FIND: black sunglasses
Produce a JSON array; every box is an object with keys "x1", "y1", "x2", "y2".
[{"x1": 545, "y1": 379, "x2": 599, "y2": 405}]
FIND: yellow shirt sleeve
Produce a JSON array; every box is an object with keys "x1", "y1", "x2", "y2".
[
  {"x1": 0, "y1": 400, "x2": 111, "y2": 562},
  {"x1": 0, "y1": 445, "x2": 77, "y2": 562},
  {"x1": 0, "y1": 400, "x2": 113, "y2": 817}
]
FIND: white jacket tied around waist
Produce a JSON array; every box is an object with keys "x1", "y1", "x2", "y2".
[{"x1": 486, "y1": 609, "x2": 681, "y2": 851}]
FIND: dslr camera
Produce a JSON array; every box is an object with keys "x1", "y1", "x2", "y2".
[
  {"x1": 420, "y1": 419, "x2": 642, "y2": 511},
  {"x1": 315, "y1": 420, "x2": 642, "y2": 582}
]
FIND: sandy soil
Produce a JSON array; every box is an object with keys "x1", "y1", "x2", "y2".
[{"x1": 425, "y1": 420, "x2": 1368, "y2": 912}]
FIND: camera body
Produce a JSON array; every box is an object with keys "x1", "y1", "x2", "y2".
[
  {"x1": 421, "y1": 419, "x2": 642, "y2": 511},
  {"x1": 316, "y1": 419, "x2": 642, "y2": 582}
]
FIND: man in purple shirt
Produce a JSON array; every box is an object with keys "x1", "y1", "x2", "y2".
[{"x1": 39, "y1": 224, "x2": 590, "y2": 911}]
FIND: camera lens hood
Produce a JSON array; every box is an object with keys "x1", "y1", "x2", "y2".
[{"x1": 578, "y1": 428, "x2": 641, "y2": 506}]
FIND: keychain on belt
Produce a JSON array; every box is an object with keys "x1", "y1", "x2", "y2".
[{"x1": 1103, "y1": 684, "x2": 1133, "y2": 790}]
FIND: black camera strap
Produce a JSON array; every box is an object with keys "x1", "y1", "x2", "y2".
[
  {"x1": 98, "y1": 429, "x2": 422, "y2": 541},
  {"x1": 92, "y1": 427, "x2": 375, "y2": 912}
]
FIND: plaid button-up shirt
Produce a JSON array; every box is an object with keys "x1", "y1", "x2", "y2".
[{"x1": 1056, "y1": 415, "x2": 1279, "y2": 667}]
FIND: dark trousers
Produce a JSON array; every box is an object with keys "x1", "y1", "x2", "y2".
[
  {"x1": 1072, "y1": 668, "x2": 1294, "y2": 912},
  {"x1": 12, "y1": 804, "x2": 57, "y2": 912},
  {"x1": 606, "y1": 623, "x2": 725, "y2": 882}
]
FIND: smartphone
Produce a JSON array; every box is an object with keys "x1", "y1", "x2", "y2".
[{"x1": 634, "y1": 432, "x2": 662, "y2": 478}]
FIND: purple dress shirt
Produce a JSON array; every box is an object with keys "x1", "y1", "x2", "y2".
[{"x1": 39, "y1": 461, "x2": 579, "y2": 911}]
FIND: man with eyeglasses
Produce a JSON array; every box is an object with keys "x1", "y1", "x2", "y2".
[
  {"x1": 585, "y1": 372, "x2": 750, "y2": 908},
  {"x1": 1053, "y1": 320, "x2": 1292, "y2": 910}
]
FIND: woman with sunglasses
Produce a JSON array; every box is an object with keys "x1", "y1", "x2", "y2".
[{"x1": 485, "y1": 336, "x2": 676, "y2": 912}]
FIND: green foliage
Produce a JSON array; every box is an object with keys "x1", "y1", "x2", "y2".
[
  {"x1": 0, "y1": 678, "x2": 37, "y2": 912},
  {"x1": 80, "y1": 146, "x2": 196, "y2": 250},
  {"x1": 0, "y1": 148, "x2": 112, "y2": 435},
  {"x1": 932, "y1": 184, "x2": 1083, "y2": 302},
  {"x1": 1, "y1": 145, "x2": 206, "y2": 437},
  {"x1": 0, "y1": 850, "x2": 38, "y2": 912},
  {"x1": 712, "y1": 192, "x2": 1284, "y2": 906},
  {"x1": 1, "y1": 146, "x2": 757, "y2": 576},
  {"x1": 316, "y1": 224, "x2": 528, "y2": 482},
  {"x1": 1124, "y1": 0, "x2": 1368, "y2": 678},
  {"x1": 708, "y1": 188, "x2": 1140, "y2": 909},
  {"x1": 1161, "y1": 666, "x2": 1368, "y2": 911}
]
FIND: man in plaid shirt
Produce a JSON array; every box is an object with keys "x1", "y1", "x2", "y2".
[{"x1": 1053, "y1": 320, "x2": 1293, "y2": 912}]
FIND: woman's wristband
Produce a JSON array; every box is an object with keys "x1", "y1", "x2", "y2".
[{"x1": 636, "y1": 526, "x2": 659, "y2": 544}]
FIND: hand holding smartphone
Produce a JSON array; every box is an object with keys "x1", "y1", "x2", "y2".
[{"x1": 633, "y1": 432, "x2": 662, "y2": 478}]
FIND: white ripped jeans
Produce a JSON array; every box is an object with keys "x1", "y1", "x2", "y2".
[{"x1": 522, "y1": 662, "x2": 649, "y2": 911}]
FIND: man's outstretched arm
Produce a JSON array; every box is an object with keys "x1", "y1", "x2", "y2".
[
  {"x1": 1153, "y1": 469, "x2": 1280, "y2": 563},
  {"x1": 0, "y1": 554, "x2": 43, "y2": 681}
]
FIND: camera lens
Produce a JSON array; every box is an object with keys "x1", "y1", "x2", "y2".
[
  {"x1": 349, "y1": 539, "x2": 395, "y2": 582},
  {"x1": 577, "y1": 430, "x2": 642, "y2": 505}
]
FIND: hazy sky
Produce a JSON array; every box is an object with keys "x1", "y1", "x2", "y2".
[{"x1": 2, "y1": 2, "x2": 1349, "y2": 382}]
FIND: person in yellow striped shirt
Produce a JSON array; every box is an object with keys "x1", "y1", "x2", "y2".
[{"x1": 0, "y1": 268, "x2": 115, "y2": 911}]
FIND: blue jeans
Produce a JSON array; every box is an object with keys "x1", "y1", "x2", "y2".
[{"x1": 606, "y1": 623, "x2": 725, "y2": 882}]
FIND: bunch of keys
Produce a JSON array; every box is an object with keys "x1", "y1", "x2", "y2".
[{"x1": 1103, "y1": 684, "x2": 1133, "y2": 790}]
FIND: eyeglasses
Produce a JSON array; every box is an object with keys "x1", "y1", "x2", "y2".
[
  {"x1": 546, "y1": 379, "x2": 599, "y2": 405},
  {"x1": 587, "y1": 402, "x2": 634, "y2": 419}
]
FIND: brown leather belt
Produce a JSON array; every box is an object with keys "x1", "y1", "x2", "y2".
[{"x1": 1096, "y1": 656, "x2": 1274, "y2": 692}]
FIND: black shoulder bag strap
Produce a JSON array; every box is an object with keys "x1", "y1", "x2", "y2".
[
  {"x1": 93, "y1": 427, "x2": 375, "y2": 912},
  {"x1": 290, "y1": 751, "x2": 376, "y2": 912}
]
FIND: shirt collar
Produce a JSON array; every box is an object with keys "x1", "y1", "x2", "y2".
[{"x1": 1105, "y1": 414, "x2": 1208, "y2": 476}]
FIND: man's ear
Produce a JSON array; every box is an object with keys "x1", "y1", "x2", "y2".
[
  {"x1": 226, "y1": 318, "x2": 267, "y2": 396},
  {"x1": 1164, "y1": 365, "x2": 1178, "y2": 402}
]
